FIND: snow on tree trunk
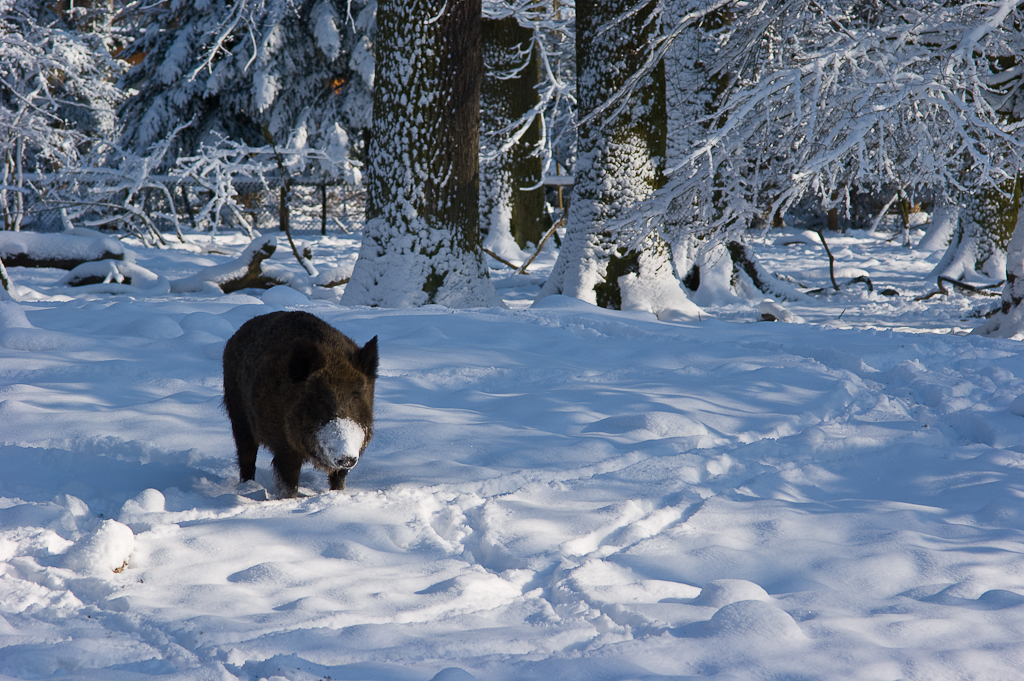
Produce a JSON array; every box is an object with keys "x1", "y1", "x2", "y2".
[
  {"x1": 917, "y1": 198, "x2": 959, "y2": 252},
  {"x1": 932, "y1": 181, "x2": 1018, "y2": 283},
  {"x1": 343, "y1": 0, "x2": 499, "y2": 308},
  {"x1": 974, "y1": 183, "x2": 1024, "y2": 339},
  {"x1": 0, "y1": 255, "x2": 15, "y2": 301},
  {"x1": 538, "y1": 0, "x2": 697, "y2": 320},
  {"x1": 479, "y1": 16, "x2": 550, "y2": 258}
]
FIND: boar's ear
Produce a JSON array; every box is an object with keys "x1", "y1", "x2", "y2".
[
  {"x1": 287, "y1": 338, "x2": 325, "y2": 383},
  {"x1": 354, "y1": 336, "x2": 378, "y2": 379}
]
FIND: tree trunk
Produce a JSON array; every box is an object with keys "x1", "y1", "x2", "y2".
[
  {"x1": 917, "y1": 197, "x2": 958, "y2": 252},
  {"x1": 479, "y1": 16, "x2": 550, "y2": 254},
  {"x1": 933, "y1": 180, "x2": 1018, "y2": 283},
  {"x1": 973, "y1": 180, "x2": 1024, "y2": 338},
  {"x1": 0, "y1": 255, "x2": 14, "y2": 301},
  {"x1": 539, "y1": 0, "x2": 695, "y2": 319},
  {"x1": 343, "y1": 0, "x2": 498, "y2": 308}
]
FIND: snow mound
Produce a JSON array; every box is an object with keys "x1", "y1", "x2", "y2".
[
  {"x1": 758, "y1": 299, "x2": 804, "y2": 323},
  {"x1": 0, "y1": 302, "x2": 91, "y2": 351},
  {"x1": 0, "y1": 301, "x2": 31, "y2": 329},
  {"x1": 693, "y1": 579, "x2": 772, "y2": 608},
  {"x1": 704, "y1": 600, "x2": 806, "y2": 641},
  {"x1": 62, "y1": 519, "x2": 135, "y2": 574},
  {"x1": 179, "y1": 311, "x2": 236, "y2": 339},
  {"x1": 584, "y1": 411, "x2": 714, "y2": 444},
  {"x1": 430, "y1": 669, "x2": 477, "y2": 681},
  {"x1": 262, "y1": 284, "x2": 309, "y2": 306}
]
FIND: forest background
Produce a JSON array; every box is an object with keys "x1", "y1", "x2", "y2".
[{"x1": 4, "y1": 0, "x2": 1024, "y2": 337}]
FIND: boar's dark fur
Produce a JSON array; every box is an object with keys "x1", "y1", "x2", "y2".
[{"x1": 222, "y1": 311, "x2": 378, "y2": 498}]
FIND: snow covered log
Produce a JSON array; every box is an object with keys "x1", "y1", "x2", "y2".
[
  {"x1": 0, "y1": 231, "x2": 125, "y2": 270},
  {"x1": 312, "y1": 266, "x2": 352, "y2": 289},
  {"x1": 58, "y1": 260, "x2": 171, "y2": 296},
  {"x1": 171, "y1": 236, "x2": 285, "y2": 294}
]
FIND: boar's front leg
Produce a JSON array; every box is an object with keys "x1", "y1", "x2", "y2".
[
  {"x1": 226, "y1": 408, "x2": 258, "y2": 483},
  {"x1": 328, "y1": 468, "x2": 349, "y2": 491},
  {"x1": 271, "y1": 449, "x2": 303, "y2": 498}
]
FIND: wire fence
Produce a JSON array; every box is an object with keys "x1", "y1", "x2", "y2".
[{"x1": 6, "y1": 175, "x2": 365, "y2": 236}]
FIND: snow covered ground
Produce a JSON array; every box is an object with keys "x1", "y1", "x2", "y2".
[{"x1": 2, "y1": 224, "x2": 1024, "y2": 680}]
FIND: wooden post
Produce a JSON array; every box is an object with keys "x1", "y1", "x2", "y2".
[
  {"x1": 321, "y1": 183, "x2": 328, "y2": 236},
  {"x1": 279, "y1": 185, "x2": 289, "y2": 233}
]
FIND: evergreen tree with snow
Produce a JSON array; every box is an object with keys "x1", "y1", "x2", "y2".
[
  {"x1": 342, "y1": 0, "x2": 499, "y2": 308},
  {"x1": 1, "y1": 0, "x2": 122, "y2": 231},
  {"x1": 118, "y1": 0, "x2": 373, "y2": 176}
]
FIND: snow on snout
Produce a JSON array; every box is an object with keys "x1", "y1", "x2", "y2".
[{"x1": 315, "y1": 417, "x2": 364, "y2": 470}]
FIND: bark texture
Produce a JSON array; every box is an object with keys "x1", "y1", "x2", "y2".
[
  {"x1": 539, "y1": 0, "x2": 695, "y2": 319},
  {"x1": 974, "y1": 181, "x2": 1024, "y2": 338},
  {"x1": 343, "y1": 0, "x2": 498, "y2": 308},
  {"x1": 934, "y1": 181, "x2": 1018, "y2": 283}
]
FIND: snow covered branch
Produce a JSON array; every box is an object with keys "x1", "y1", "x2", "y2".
[{"x1": 624, "y1": 0, "x2": 1024, "y2": 248}]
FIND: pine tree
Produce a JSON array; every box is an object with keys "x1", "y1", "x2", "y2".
[
  {"x1": 342, "y1": 0, "x2": 499, "y2": 308},
  {"x1": 119, "y1": 0, "x2": 373, "y2": 173},
  {"x1": 1, "y1": 0, "x2": 122, "y2": 231}
]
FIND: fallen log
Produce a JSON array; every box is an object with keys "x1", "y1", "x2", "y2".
[
  {"x1": 0, "y1": 231, "x2": 125, "y2": 270},
  {"x1": 58, "y1": 260, "x2": 171, "y2": 295},
  {"x1": 171, "y1": 236, "x2": 285, "y2": 294}
]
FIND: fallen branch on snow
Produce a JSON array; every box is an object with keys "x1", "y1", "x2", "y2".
[
  {"x1": 170, "y1": 236, "x2": 286, "y2": 294},
  {"x1": 58, "y1": 260, "x2": 170, "y2": 295},
  {"x1": 915, "y1": 276, "x2": 1004, "y2": 301},
  {"x1": 482, "y1": 217, "x2": 565, "y2": 275}
]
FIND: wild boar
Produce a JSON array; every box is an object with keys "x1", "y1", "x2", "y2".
[{"x1": 222, "y1": 311, "x2": 378, "y2": 497}]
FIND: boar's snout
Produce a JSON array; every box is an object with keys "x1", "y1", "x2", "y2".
[{"x1": 314, "y1": 417, "x2": 366, "y2": 471}]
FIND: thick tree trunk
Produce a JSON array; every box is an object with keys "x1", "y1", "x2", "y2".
[
  {"x1": 974, "y1": 182, "x2": 1024, "y2": 338},
  {"x1": 539, "y1": 0, "x2": 695, "y2": 319},
  {"x1": 480, "y1": 16, "x2": 549, "y2": 254},
  {"x1": 343, "y1": 0, "x2": 498, "y2": 308},
  {"x1": 933, "y1": 180, "x2": 1017, "y2": 283}
]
